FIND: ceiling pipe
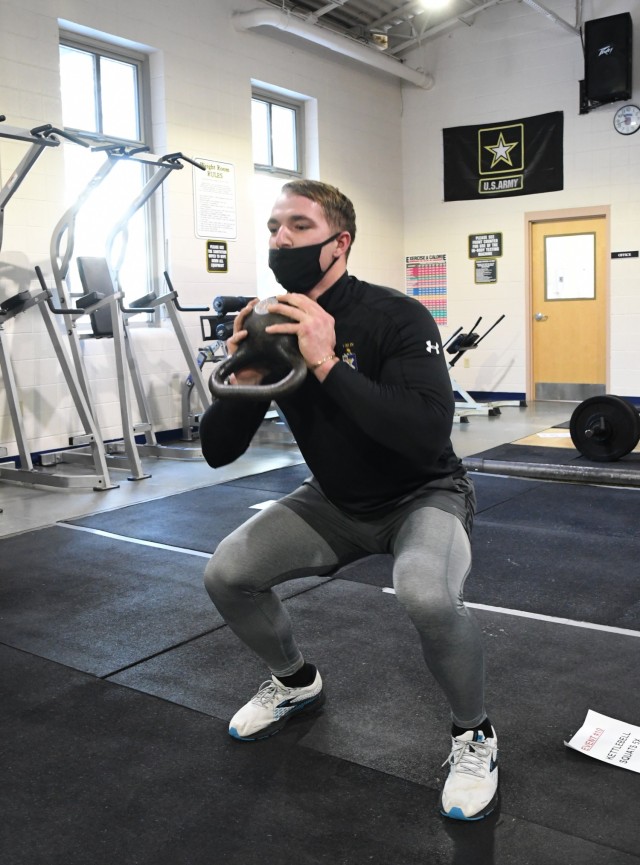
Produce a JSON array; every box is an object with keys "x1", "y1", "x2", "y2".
[
  {"x1": 304, "y1": 1, "x2": 348, "y2": 25},
  {"x1": 232, "y1": 8, "x2": 434, "y2": 89},
  {"x1": 520, "y1": 0, "x2": 581, "y2": 37},
  {"x1": 388, "y1": 0, "x2": 509, "y2": 57}
]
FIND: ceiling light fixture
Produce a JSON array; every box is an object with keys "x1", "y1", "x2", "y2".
[{"x1": 370, "y1": 31, "x2": 389, "y2": 50}]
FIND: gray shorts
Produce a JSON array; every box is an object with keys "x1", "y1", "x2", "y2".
[{"x1": 279, "y1": 473, "x2": 476, "y2": 566}]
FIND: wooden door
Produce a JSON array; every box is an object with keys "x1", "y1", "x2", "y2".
[{"x1": 530, "y1": 216, "x2": 607, "y2": 401}]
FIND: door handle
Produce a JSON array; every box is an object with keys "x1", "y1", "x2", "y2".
[{"x1": 534, "y1": 312, "x2": 548, "y2": 321}]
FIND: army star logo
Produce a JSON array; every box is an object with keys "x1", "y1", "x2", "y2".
[
  {"x1": 484, "y1": 132, "x2": 518, "y2": 168},
  {"x1": 477, "y1": 122, "x2": 524, "y2": 194}
]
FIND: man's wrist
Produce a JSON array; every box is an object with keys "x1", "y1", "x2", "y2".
[
  {"x1": 312, "y1": 354, "x2": 340, "y2": 381},
  {"x1": 311, "y1": 353, "x2": 337, "y2": 370}
]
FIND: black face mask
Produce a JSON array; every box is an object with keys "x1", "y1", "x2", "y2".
[{"x1": 268, "y1": 233, "x2": 340, "y2": 293}]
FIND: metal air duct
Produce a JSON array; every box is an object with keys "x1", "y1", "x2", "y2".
[{"x1": 232, "y1": 8, "x2": 434, "y2": 89}]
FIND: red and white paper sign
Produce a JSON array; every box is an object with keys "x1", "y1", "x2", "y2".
[{"x1": 565, "y1": 710, "x2": 640, "y2": 773}]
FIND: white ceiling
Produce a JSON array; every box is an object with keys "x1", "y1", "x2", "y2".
[{"x1": 255, "y1": 0, "x2": 583, "y2": 59}]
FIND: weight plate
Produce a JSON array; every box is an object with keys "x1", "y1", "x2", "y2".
[{"x1": 570, "y1": 394, "x2": 640, "y2": 461}]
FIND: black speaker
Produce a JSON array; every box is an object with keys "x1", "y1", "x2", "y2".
[{"x1": 584, "y1": 13, "x2": 632, "y2": 104}]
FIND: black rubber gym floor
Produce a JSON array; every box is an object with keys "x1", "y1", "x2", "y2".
[
  {"x1": 1, "y1": 467, "x2": 639, "y2": 864},
  {"x1": 62, "y1": 469, "x2": 542, "y2": 553}
]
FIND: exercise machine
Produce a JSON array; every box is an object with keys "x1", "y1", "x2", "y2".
[
  {"x1": 182, "y1": 344, "x2": 226, "y2": 441},
  {"x1": 0, "y1": 117, "x2": 81, "y2": 250},
  {"x1": 74, "y1": 257, "x2": 211, "y2": 478},
  {"x1": 182, "y1": 295, "x2": 260, "y2": 439},
  {"x1": 0, "y1": 262, "x2": 120, "y2": 490},
  {"x1": 43, "y1": 145, "x2": 210, "y2": 480},
  {"x1": 445, "y1": 315, "x2": 525, "y2": 421},
  {"x1": 181, "y1": 295, "x2": 255, "y2": 439},
  {"x1": 0, "y1": 118, "x2": 117, "y2": 490}
]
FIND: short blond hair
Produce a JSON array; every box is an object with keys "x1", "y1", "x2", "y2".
[{"x1": 281, "y1": 179, "x2": 356, "y2": 252}]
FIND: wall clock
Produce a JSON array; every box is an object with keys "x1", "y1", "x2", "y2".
[{"x1": 613, "y1": 104, "x2": 640, "y2": 135}]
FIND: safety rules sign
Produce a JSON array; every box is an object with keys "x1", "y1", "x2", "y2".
[{"x1": 193, "y1": 159, "x2": 237, "y2": 239}]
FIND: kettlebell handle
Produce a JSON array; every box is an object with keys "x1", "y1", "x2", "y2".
[{"x1": 208, "y1": 298, "x2": 307, "y2": 400}]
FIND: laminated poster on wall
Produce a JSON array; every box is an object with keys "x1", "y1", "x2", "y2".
[
  {"x1": 193, "y1": 159, "x2": 237, "y2": 240},
  {"x1": 405, "y1": 254, "x2": 447, "y2": 327},
  {"x1": 564, "y1": 709, "x2": 640, "y2": 773}
]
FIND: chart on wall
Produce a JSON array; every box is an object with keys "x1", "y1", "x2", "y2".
[{"x1": 405, "y1": 254, "x2": 447, "y2": 326}]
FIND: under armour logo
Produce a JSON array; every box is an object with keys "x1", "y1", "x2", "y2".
[{"x1": 425, "y1": 340, "x2": 440, "y2": 355}]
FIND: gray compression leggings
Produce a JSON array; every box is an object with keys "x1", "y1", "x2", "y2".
[{"x1": 204, "y1": 501, "x2": 486, "y2": 729}]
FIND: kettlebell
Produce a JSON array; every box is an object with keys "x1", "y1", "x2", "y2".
[{"x1": 208, "y1": 297, "x2": 307, "y2": 400}]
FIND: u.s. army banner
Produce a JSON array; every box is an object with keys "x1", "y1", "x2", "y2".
[{"x1": 443, "y1": 111, "x2": 563, "y2": 201}]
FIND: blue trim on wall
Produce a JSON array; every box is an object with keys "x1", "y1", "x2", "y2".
[
  {"x1": 465, "y1": 391, "x2": 527, "y2": 403},
  {"x1": 3, "y1": 399, "x2": 640, "y2": 464},
  {"x1": 0, "y1": 429, "x2": 197, "y2": 467},
  {"x1": 458, "y1": 393, "x2": 640, "y2": 407}
]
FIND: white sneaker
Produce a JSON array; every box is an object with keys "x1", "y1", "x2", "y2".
[
  {"x1": 439, "y1": 728, "x2": 499, "y2": 821},
  {"x1": 229, "y1": 671, "x2": 324, "y2": 741}
]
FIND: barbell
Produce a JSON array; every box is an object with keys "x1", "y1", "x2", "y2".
[
  {"x1": 208, "y1": 297, "x2": 307, "y2": 400},
  {"x1": 569, "y1": 394, "x2": 640, "y2": 462}
]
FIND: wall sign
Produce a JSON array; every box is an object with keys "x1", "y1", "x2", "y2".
[
  {"x1": 475, "y1": 259, "x2": 497, "y2": 284},
  {"x1": 469, "y1": 232, "x2": 502, "y2": 258},
  {"x1": 611, "y1": 250, "x2": 639, "y2": 259},
  {"x1": 206, "y1": 240, "x2": 228, "y2": 273},
  {"x1": 194, "y1": 159, "x2": 237, "y2": 240}
]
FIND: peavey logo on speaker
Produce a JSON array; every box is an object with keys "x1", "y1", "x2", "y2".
[
  {"x1": 443, "y1": 112, "x2": 563, "y2": 202},
  {"x1": 598, "y1": 44, "x2": 615, "y2": 56}
]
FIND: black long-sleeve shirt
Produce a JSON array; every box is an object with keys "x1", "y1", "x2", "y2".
[{"x1": 199, "y1": 273, "x2": 464, "y2": 516}]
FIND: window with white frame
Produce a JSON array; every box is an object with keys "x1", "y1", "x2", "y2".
[
  {"x1": 251, "y1": 89, "x2": 304, "y2": 296},
  {"x1": 251, "y1": 92, "x2": 301, "y2": 174},
  {"x1": 58, "y1": 34, "x2": 154, "y2": 302}
]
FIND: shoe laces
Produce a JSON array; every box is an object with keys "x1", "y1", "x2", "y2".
[
  {"x1": 443, "y1": 736, "x2": 493, "y2": 778},
  {"x1": 251, "y1": 680, "x2": 285, "y2": 707}
]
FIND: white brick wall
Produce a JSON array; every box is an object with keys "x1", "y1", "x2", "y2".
[
  {"x1": 401, "y1": 0, "x2": 640, "y2": 397},
  {"x1": 0, "y1": 0, "x2": 638, "y2": 460},
  {"x1": 0, "y1": 0, "x2": 404, "y2": 456}
]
